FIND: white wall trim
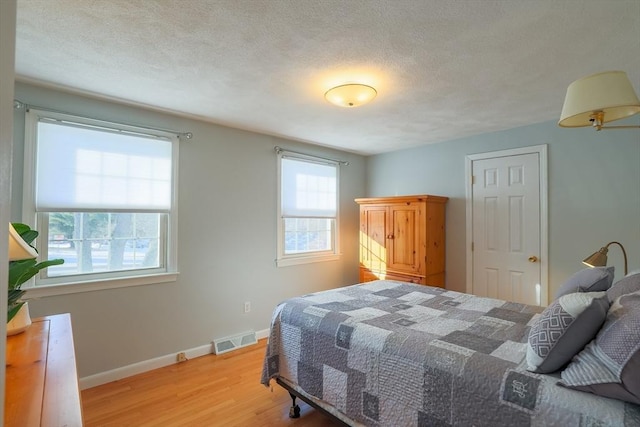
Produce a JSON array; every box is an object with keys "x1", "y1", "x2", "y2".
[
  {"x1": 79, "y1": 328, "x2": 270, "y2": 390},
  {"x1": 255, "y1": 327, "x2": 270, "y2": 341},
  {"x1": 25, "y1": 273, "x2": 179, "y2": 298},
  {"x1": 0, "y1": 1, "x2": 17, "y2": 419},
  {"x1": 465, "y1": 144, "x2": 549, "y2": 305}
]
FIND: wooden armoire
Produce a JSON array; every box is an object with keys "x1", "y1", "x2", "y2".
[{"x1": 356, "y1": 195, "x2": 448, "y2": 287}]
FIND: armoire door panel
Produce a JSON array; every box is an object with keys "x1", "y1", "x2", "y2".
[
  {"x1": 360, "y1": 206, "x2": 388, "y2": 272},
  {"x1": 388, "y1": 205, "x2": 420, "y2": 273}
]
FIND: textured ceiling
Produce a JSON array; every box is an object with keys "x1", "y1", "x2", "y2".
[{"x1": 15, "y1": 0, "x2": 640, "y2": 155}]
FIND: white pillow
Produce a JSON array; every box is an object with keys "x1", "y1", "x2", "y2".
[{"x1": 554, "y1": 267, "x2": 614, "y2": 300}]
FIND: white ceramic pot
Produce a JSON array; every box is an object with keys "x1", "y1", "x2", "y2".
[{"x1": 7, "y1": 302, "x2": 32, "y2": 336}]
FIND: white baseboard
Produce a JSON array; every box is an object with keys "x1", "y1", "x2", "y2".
[
  {"x1": 255, "y1": 327, "x2": 269, "y2": 340},
  {"x1": 79, "y1": 327, "x2": 270, "y2": 390}
]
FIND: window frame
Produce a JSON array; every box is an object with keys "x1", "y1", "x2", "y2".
[
  {"x1": 21, "y1": 109, "x2": 179, "y2": 297},
  {"x1": 276, "y1": 151, "x2": 340, "y2": 267}
]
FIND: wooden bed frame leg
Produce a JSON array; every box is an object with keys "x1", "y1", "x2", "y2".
[{"x1": 288, "y1": 393, "x2": 301, "y2": 418}]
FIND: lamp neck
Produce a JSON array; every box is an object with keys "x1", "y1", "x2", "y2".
[
  {"x1": 589, "y1": 111, "x2": 604, "y2": 131},
  {"x1": 606, "y1": 241, "x2": 628, "y2": 275},
  {"x1": 588, "y1": 111, "x2": 640, "y2": 130}
]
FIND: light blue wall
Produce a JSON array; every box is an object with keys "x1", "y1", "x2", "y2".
[
  {"x1": 366, "y1": 120, "x2": 640, "y2": 296},
  {"x1": 12, "y1": 81, "x2": 640, "y2": 380},
  {"x1": 12, "y1": 82, "x2": 365, "y2": 378}
]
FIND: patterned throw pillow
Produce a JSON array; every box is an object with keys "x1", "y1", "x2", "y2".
[
  {"x1": 526, "y1": 292, "x2": 609, "y2": 374},
  {"x1": 554, "y1": 267, "x2": 615, "y2": 300},
  {"x1": 606, "y1": 271, "x2": 640, "y2": 303},
  {"x1": 560, "y1": 291, "x2": 640, "y2": 405}
]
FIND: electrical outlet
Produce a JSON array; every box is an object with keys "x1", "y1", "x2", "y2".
[
  {"x1": 176, "y1": 352, "x2": 188, "y2": 362},
  {"x1": 244, "y1": 301, "x2": 251, "y2": 313}
]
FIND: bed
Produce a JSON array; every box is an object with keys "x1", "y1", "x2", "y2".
[{"x1": 261, "y1": 279, "x2": 640, "y2": 426}]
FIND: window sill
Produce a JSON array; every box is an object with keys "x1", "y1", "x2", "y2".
[
  {"x1": 23, "y1": 272, "x2": 179, "y2": 298},
  {"x1": 276, "y1": 253, "x2": 340, "y2": 267}
]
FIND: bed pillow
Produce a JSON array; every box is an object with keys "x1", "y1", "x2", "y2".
[
  {"x1": 560, "y1": 291, "x2": 640, "y2": 405},
  {"x1": 606, "y1": 271, "x2": 640, "y2": 303},
  {"x1": 554, "y1": 267, "x2": 614, "y2": 300},
  {"x1": 526, "y1": 291, "x2": 609, "y2": 374}
]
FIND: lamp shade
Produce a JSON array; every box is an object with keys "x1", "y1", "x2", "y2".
[
  {"x1": 325, "y1": 84, "x2": 377, "y2": 108},
  {"x1": 582, "y1": 247, "x2": 608, "y2": 269},
  {"x1": 559, "y1": 71, "x2": 640, "y2": 127},
  {"x1": 8, "y1": 223, "x2": 38, "y2": 261}
]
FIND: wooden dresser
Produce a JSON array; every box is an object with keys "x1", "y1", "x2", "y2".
[
  {"x1": 356, "y1": 195, "x2": 448, "y2": 287},
  {"x1": 5, "y1": 313, "x2": 83, "y2": 427}
]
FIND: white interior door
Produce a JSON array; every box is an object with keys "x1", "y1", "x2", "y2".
[{"x1": 469, "y1": 149, "x2": 545, "y2": 305}]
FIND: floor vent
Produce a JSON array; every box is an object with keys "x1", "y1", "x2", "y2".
[{"x1": 212, "y1": 331, "x2": 257, "y2": 355}]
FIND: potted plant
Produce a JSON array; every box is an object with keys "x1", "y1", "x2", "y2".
[{"x1": 8, "y1": 223, "x2": 63, "y2": 334}]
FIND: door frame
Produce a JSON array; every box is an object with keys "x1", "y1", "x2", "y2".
[{"x1": 465, "y1": 145, "x2": 549, "y2": 305}]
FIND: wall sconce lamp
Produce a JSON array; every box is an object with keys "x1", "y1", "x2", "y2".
[
  {"x1": 559, "y1": 71, "x2": 640, "y2": 130},
  {"x1": 325, "y1": 84, "x2": 377, "y2": 108},
  {"x1": 9, "y1": 223, "x2": 38, "y2": 261},
  {"x1": 582, "y1": 241, "x2": 628, "y2": 276}
]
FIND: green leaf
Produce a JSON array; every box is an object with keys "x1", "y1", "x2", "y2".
[
  {"x1": 8, "y1": 302, "x2": 25, "y2": 323},
  {"x1": 8, "y1": 289, "x2": 25, "y2": 306},
  {"x1": 9, "y1": 258, "x2": 64, "y2": 288},
  {"x1": 8, "y1": 259, "x2": 37, "y2": 289},
  {"x1": 20, "y1": 230, "x2": 39, "y2": 246},
  {"x1": 11, "y1": 222, "x2": 39, "y2": 246},
  {"x1": 8, "y1": 224, "x2": 64, "y2": 324},
  {"x1": 33, "y1": 259, "x2": 64, "y2": 269},
  {"x1": 11, "y1": 223, "x2": 30, "y2": 234}
]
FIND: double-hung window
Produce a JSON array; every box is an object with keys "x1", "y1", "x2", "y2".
[
  {"x1": 277, "y1": 151, "x2": 339, "y2": 266},
  {"x1": 22, "y1": 109, "x2": 179, "y2": 295}
]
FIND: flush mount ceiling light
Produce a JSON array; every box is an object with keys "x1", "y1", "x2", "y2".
[
  {"x1": 559, "y1": 71, "x2": 640, "y2": 130},
  {"x1": 324, "y1": 84, "x2": 377, "y2": 108}
]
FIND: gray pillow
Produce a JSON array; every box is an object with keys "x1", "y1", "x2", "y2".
[
  {"x1": 526, "y1": 291, "x2": 609, "y2": 374},
  {"x1": 606, "y1": 271, "x2": 640, "y2": 303},
  {"x1": 560, "y1": 291, "x2": 640, "y2": 405},
  {"x1": 554, "y1": 267, "x2": 615, "y2": 300}
]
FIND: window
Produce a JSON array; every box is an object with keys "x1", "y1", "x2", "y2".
[
  {"x1": 22, "y1": 109, "x2": 179, "y2": 295},
  {"x1": 277, "y1": 152, "x2": 339, "y2": 266}
]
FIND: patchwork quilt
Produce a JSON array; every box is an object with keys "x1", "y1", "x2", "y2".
[{"x1": 261, "y1": 280, "x2": 640, "y2": 426}]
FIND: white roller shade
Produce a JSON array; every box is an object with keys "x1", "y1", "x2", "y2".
[
  {"x1": 281, "y1": 157, "x2": 337, "y2": 218},
  {"x1": 35, "y1": 120, "x2": 173, "y2": 212}
]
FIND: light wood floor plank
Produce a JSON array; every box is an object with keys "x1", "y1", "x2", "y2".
[{"x1": 82, "y1": 339, "x2": 341, "y2": 426}]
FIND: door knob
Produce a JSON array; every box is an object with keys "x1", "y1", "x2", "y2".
[{"x1": 528, "y1": 256, "x2": 538, "y2": 263}]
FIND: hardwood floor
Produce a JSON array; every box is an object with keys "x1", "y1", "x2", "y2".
[{"x1": 82, "y1": 339, "x2": 342, "y2": 426}]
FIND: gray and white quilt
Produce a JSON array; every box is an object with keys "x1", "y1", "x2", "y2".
[{"x1": 261, "y1": 280, "x2": 640, "y2": 426}]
